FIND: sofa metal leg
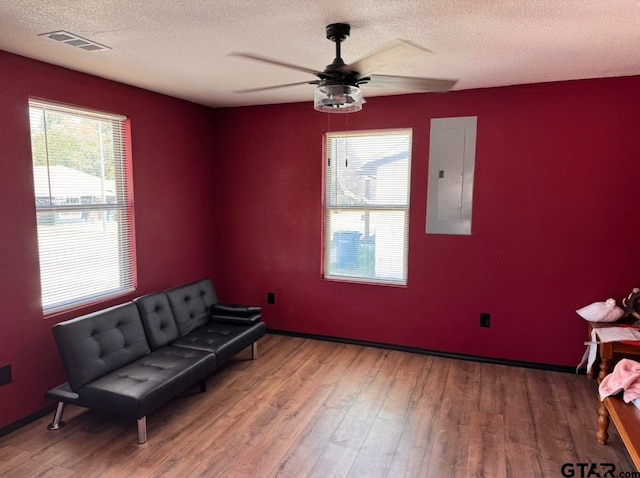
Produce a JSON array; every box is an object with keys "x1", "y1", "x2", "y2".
[
  {"x1": 252, "y1": 341, "x2": 258, "y2": 360},
  {"x1": 199, "y1": 379, "x2": 207, "y2": 393},
  {"x1": 47, "y1": 402, "x2": 66, "y2": 430},
  {"x1": 137, "y1": 416, "x2": 147, "y2": 444}
]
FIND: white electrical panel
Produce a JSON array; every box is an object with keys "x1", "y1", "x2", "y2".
[{"x1": 426, "y1": 116, "x2": 477, "y2": 235}]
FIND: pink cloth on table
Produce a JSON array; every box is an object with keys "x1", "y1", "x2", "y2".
[{"x1": 599, "y1": 359, "x2": 640, "y2": 402}]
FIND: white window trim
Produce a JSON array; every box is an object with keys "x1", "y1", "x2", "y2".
[
  {"x1": 323, "y1": 128, "x2": 412, "y2": 286},
  {"x1": 29, "y1": 99, "x2": 136, "y2": 314}
]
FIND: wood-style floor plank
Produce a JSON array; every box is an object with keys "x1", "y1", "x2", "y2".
[
  {"x1": 274, "y1": 405, "x2": 347, "y2": 478},
  {"x1": 466, "y1": 411, "x2": 507, "y2": 478},
  {"x1": 385, "y1": 403, "x2": 439, "y2": 478},
  {"x1": 308, "y1": 390, "x2": 386, "y2": 478},
  {"x1": 0, "y1": 334, "x2": 636, "y2": 477},
  {"x1": 347, "y1": 416, "x2": 405, "y2": 478}
]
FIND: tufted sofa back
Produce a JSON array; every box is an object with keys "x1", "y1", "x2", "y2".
[
  {"x1": 133, "y1": 292, "x2": 179, "y2": 350},
  {"x1": 52, "y1": 302, "x2": 151, "y2": 391},
  {"x1": 165, "y1": 279, "x2": 218, "y2": 336}
]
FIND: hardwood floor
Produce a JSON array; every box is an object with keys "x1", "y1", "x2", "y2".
[{"x1": 0, "y1": 334, "x2": 635, "y2": 477}]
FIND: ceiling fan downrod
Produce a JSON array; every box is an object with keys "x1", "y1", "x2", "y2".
[{"x1": 325, "y1": 23, "x2": 350, "y2": 70}]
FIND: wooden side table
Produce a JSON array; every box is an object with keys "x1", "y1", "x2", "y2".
[
  {"x1": 597, "y1": 396, "x2": 640, "y2": 471},
  {"x1": 591, "y1": 321, "x2": 640, "y2": 467},
  {"x1": 588, "y1": 322, "x2": 640, "y2": 382}
]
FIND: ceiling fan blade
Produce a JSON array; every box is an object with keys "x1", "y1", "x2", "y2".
[
  {"x1": 366, "y1": 74, "x2": 458, "y2": 92},
  {"x1": 229, "y1": 52, "x2": 321, "y2": 76},
  {"x1": 342, "y1": 40, "x2": 433, "y2": 77},
  {"x1": 233, "y1": 80, "x2": 319, "y2": 94}
]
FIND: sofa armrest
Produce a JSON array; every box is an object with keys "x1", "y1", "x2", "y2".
[
  {"x1": 210, "y1": 303, "x2": 262, "y2": 325},
  {"x1": 211, "y1": 303, "x2": 262, "y2": 315},
  {"x1": 45, "y1": 382, "x2": 81, "y2": 403}
]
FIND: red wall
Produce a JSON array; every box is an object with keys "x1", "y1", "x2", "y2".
[
  {"x1": 0, "y1": 51, "x2": 219, "y2": 428},
  {"x1": 213, "y1": 77, "x2": 640, "y2": 367},
  {"x1": 3, "y1": 46, "x2": 640, "y2": 430}
]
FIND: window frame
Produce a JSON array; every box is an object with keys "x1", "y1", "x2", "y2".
[
  {"x1": 322, "y1": 128, "x2": 412, "y2": 286},
  {"x1": 28, "y1": 99, "x2": 137, "y2": 315}
]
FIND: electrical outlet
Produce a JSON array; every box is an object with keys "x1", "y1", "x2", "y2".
[
  {"x1": 480, "y1": 313, "x2": 491, "y2": 328},
  {"x1": 267, "y1": 292, "x2": 276, "y2": 305},
  {"x1": 0, "y1": 365, "x2": 12, "y2": 387}
]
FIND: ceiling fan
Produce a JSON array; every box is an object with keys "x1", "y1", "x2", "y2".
[{"x1": 230, "y1": 23, "x2": 458, "y2": 113}]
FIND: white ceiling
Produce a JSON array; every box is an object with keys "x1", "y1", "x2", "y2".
[{"x1": 2, "y1": 0, "x2": 640, "y2": 109}]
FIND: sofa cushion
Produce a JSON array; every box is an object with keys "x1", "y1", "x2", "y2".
[
  {"x1": 166, "y1": 279, "x2": 218, "y2": 336},
  {"x1": 172, "y1": 321, "x2": 267, "y2": 364},
  {"x1": 52, "y1": 302, "x2": 150, "y2": 391},
  {"x1": 79, "y1": 345, "x2": 216, "y2": 418},
  {"x1": 134, "y1": 292, "x2": 179, "y2": 350}
]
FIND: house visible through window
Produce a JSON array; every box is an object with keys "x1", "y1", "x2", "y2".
[
  {"x1": 28, "y1": 99, "x2": 136, "y2": 314},
  {"x1": 324, "y1": 129, "x2": 412, "y2": 285}
]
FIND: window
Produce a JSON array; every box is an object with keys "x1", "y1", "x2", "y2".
[
  {"x1": 29, "y1": 99, "x2": 136, "y2": 314},
  {"x1": 323, "y1": 129, "x2": 412, "y2": 285}
]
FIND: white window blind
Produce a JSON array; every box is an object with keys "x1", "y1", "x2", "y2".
[
  {"x1": 324, "y1": 129, "x2": 412, "y2": 285},
  {"x1": 28, "y1": 99, "x2": 136, "y2": 314}
]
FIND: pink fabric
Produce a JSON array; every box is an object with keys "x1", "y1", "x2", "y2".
[{"x1": 599, "y1": 359, "x2": 640, "y2": 402}]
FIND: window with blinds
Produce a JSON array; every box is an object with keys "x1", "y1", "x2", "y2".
[
  {"x1": 28, "y1": 99, "x2": 136, "y2": 314},
  {"x1": 324, "y1": 129, "x2": 412, "y2": 285}
]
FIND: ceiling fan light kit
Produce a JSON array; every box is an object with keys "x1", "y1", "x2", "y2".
[
  {"x1": 232, "y1": 23, "x2": 457, "y2": 114},
  {"x1": 314, "y1": 84, "x2": 363, "y2": 113}
]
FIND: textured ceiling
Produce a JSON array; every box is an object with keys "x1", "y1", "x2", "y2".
[{"x1": 1, "y1": 0, "x2": 640, "y2": 109}]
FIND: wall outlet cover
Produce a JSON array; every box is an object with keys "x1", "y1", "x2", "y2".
[{"x1": 0, "y1": 365, "x2": 12, "y2": 387}]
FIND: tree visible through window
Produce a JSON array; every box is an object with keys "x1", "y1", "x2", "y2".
[
  {"x1": 28, "y1": 100, "x2": 136, "y2": 314},
  {"x1": 324, "y1": 129, "x2": 412, "y2": 285}
]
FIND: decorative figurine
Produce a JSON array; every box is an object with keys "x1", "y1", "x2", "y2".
[{"x1": 623, "y1": 288, "x2": 640, "y2": 325}]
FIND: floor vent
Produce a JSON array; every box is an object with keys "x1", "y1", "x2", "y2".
[{"x1": 38, "y1": 31, "x2": 110, "y2": 52}]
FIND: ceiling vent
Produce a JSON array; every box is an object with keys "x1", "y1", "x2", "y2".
[{"x1": 38, "y1": 31, "x2": 110, "y2": 52}]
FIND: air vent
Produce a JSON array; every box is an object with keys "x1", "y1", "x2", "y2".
[{"x1": 38, "y1": 30, "x2": 110, "y2": 52}]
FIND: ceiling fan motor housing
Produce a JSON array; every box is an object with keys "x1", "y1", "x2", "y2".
[{"x1": 326, "y1": 23, "x2": 350, "y2": 42}]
